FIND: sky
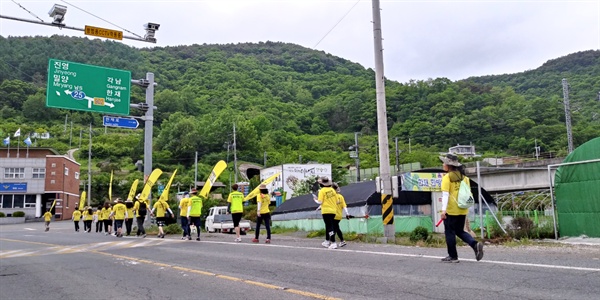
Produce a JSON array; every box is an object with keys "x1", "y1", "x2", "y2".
[{"x1": 0, "y1": 0, "x2": 599, "y2": 83}]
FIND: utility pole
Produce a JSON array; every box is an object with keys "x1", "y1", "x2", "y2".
[
  {"x1": 233, "y1": 122, "x2": 238, "y2": 183},
  {"x1": 372, "y1": 0, "x2": 394, "y2": 241},
  {"x1": 355, "y1": 132, "x2": 360, "y2": 182},
  {"x1": 87, "y1": 124, "x2": 92, "y2": 206},
  {"x1": 264, "y1": 151, "x2": 267, "y2": 167},
  {"x1": 561, "y1": 79, "x2": 574, "y2": 154},
  {"x1": 194, "y1": 151, "x2": 198, "y2": 189},
  {"x1": 534, "y1": 139, "x2": 540, "y2": 160},
  {"x1": 395, "y1": 137, "x2": 399, "y2": 174}
]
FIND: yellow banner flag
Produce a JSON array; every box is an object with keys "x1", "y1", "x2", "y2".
[
  {"x1": 78, "y1": 191, "x2": 87, "y2": 210},
  {"x1": 139, "y1": 168, "x2": 163, "y2": 201},
  {"x1": 159, "y1": 169, "x2": 177, "y2": 202},
  {"x1": 244, "y1": 172, "x2": 281, "y2": 201},
  {"x1": 108, "y1": 170, "x2": 114, "y2": 201},
  {"x1": 49, "y1": 199, "x2": 57, "y2": 211},
  {"x1": 200, "y1": 160, "x2": 227, "y2": 198},
  {"x1": 127, "y1": 179, "x2": 139, "y2": 201}
]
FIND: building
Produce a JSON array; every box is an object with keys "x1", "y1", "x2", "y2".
[
  {"x1": 448, "y1": 144, "x2": 478, "y2": 157},
  {"x1": 0, "y1": 148, "x2": 81, "y2": 220}
]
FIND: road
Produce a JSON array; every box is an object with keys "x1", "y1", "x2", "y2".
[{"x1": 1, "y1": 221, "x2": 599, "y2": 300}]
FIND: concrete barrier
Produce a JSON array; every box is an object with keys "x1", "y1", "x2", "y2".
[{"x1": 0, "y1": 217, "x2": 26, "y2": 225}]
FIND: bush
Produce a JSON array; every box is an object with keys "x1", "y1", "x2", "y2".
[
  {"x1": 510, "y1": 217, "x2": 534, "y2": 239},
  {"x1": 409, "y1": 226, "x2": 429, "y2": 242},
  {"x1": 163, "y1": 223, "x2": 183, "y2": 234},
  {"x1": 12, "y1": 211, "x2": 25, "y2": 217},
  {"x1": 0, "y1": 212, "x2": 5, "y2": 217}
]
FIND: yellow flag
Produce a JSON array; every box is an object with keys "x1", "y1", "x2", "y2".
[
  {"x1": 244, "y1": 172, "x2": 281, "y2": 201},
  {"x1": 78, "y1": 191, "x2": 87, "y2": 210},
  {"x1": 127, "y1": 179, "x2": 139, "y2": 201},
  {"x1": 199, "y1": 160, "x2": 227, "y2": 198},
  {"x1": 159, "y1": 169, "x2": 177, "y2": 202},
  {"x1": 49, "y1": 199, "x2": 57, "y2": 211},
  {"x1": 139, "y1": 168, "x2": 163, "y2": 201},
  {"x1": 108, "y1": 170, "x2": 113, "y2": 201}
]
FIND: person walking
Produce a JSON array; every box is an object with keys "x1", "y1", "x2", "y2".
[
  {"x1": 187, "y1": 189, "x2": 203, "y2": 241},
  {"x1": 95, "y1": 204, "x2": 104, "y2": 233},
  {"x1": 150, "y1": 198, "x2": 173, "y2": 238},
  {"x1": 133, "y1": 194, "x2": 148, "y2": 238},
  {"x1": 332, "y1": 182, "x2": 349, "y2": 247},
  {"x1": 315, "y1": 177, "x2": 338, "y2": 249},
  {"x1": 179, "y1": 191, "x2": 191, "y2": 240},
  {"x1": 124, "y1": 199, "x2": 135, "y2": 236},
  {"x1": 439, "y1": 153, "x2": 484, "y2": 263},
  {"x1": 227, "y1": 184, "x2": 245, "y2": 242},
  {"x1": 102, "y1": 202, "x2": 113, "y2": 235},
  {"x1": 83, "y1": 206, "x2": 93, "y2": 233},
  {"x1": 109, "y1": 199, "x2": 128, "y2": 238},
  {"x1": 252, "y1": 184, "x2": 272, "y2": 244},
  {"x1": 43, "y1": 210, "x2": 52, "y2": 231},
  {"x1": 72, "y1": 209, "x2": 82, "y2": 232}
]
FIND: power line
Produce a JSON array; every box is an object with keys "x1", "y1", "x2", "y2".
[
  {"x1": 313, "y1": 0, "x2": 362, "y2": 48},
  {"x1": 60, "y1": 0, "x2": 143, "y2": 39},
  {"x1": 11, "y1": 0, "x2": 44, "y2": 22},
  {"x1": 0, "y1": 59, "x2": 37, "y2": 81}
]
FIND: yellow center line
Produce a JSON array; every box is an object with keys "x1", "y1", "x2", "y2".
[{"x1": 0, "y1": 238, "x2": 340, "y2": 300}]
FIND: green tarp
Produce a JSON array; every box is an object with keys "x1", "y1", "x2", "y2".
[{"x1": 555, "y1": 137, "x2": 600, "y2": 237}]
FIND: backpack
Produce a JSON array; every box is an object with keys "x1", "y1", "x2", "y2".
[
  {"x1": 457, "y1": 176, "x2": 475, "y2": 209},
  {"x1": 138, "y1": 201, "x2": 147, "y2": 217}
]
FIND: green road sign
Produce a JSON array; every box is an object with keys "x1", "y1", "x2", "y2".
[{"x1": 46, "y1": 59, "x2": 131, "y2": 115}]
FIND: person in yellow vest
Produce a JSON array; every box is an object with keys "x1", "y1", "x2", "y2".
[
  {"x1": 109, "y1": 199, "x2": 128, "y2": 238},
  {"x1": 43, "y1": 210, "x2": 52, "y2": 231},
  {"x1": 72, "y1": 209, "x2": 82, "y2": 232},
  {"x1": 150, "y1": 198, "x2": 173, "y2": 238},
  {"x1": 252, "y1": 184, "x2": 271, "y2": 244},
  {"x1": 179, "y1": 191, "x2": 191, "y2": 240},
  {"x1": 83, "y1": 206, "x2": 93, "y2": 233},
  {"x1": 227, "y1": 184, "x2": 245, "y2": 242},
  {"x1": 102, "y1": 202, "x2": 112, "y2": 235},
  {"x1": 186, "y1": 189, "x2": 203, "y2": 241},
  {"x1": 439, "y1": 153, "x2": 484, "y2": 263},
  {"x1": 332, "y1": 182, "x2": 349, "y2": 248},
  {"x1": 315, "y1": 177, "x2": 338, "y2": 249},
  {"x1": 124, "y1": 199, "x2": 135, "y2": 236},
  {"x1": 133, "y1": 194, "x2": 148, "y2": 238},
  {"x1": 95, "y1": 204, "x2": 104, "y2": 233}
]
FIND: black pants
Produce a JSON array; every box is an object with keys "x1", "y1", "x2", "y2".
[
  {"x1": 255, "y1": 213, "x2": 271, "y2": 240},
  {"x1": 334, "y1": 219, "x2": 344, "y2": 241},
  {"x1": 190, "y1": 217, "x2": 201, "y2": 238},
  {"x1": 96, "y1": 220, "x2": 102, "y2": 232},
  {"x1": 84, "y1": 220, "x2": 92, "y2": 232},
  {"x1": 322, "y1": 214, "x2": 336, "y2": 243},
  {"x1": 181, "y1": 217, "x2": 190, "y2": 237},
  {"x1": 136, "y1": 217, "x2": 146, "y2": 235},
  {"x1": 125, "y1": 219, "x2": 133, "y2": 235},
  {"x1": 444, "y1": 214, "x2": 477, "y2": 259},
  {"x1": 103, "y1": 220, "x2": 111, "y2": 232},
  {"x1": 74, "y1": 221, "x2": 80, "y2": 232}
]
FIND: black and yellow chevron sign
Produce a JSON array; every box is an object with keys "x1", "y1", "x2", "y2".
[{"x1": 381, "y1": 194, "x2": 394, "y2": 225}]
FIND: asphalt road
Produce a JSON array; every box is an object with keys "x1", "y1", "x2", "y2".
[{"x1": 1, "y1": 221, "x2": 599, "y2": 300}]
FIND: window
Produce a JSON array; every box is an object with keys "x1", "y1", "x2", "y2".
[
  {"x1": 51, "y1": 171, "x2": 56, "y2": 176},
  {"x1": 32, "y1": 168, "x2": 46, "y2": 179},
  {"x1": 51, "y1": 180, "x2": 55, "y2": 184},
  {"x1": 4, "y1": 168, "x2": 25, "y2": 179},
  {"x1": 64, "y1": 168, "x2": 69, "y2": 176},
  {"x1": 74, "y1": 172, "x2": 79, "y2": 179},
  {"x1": 51, "y1": 163, "x2": 56, "y2": 167},
  {"x1": 2, "y1": 195, "x2": 12, "y2": 209},
  {"x1": 25, "y1": 195, "x2": 36, "y2": 208},
  {"x1": 13, "y1": 195, "x2": 24, "y2": 208}
]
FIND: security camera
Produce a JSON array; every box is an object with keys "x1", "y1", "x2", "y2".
[
  {"x1": 48, "y1": 4, "x2": 67, "y2": 25},
  {"x1": 144, "y1": 23, "x2": 160, "y2": 31}
]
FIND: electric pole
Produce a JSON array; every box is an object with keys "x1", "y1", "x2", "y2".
[{"x1": 561, "y1": 79, "x2": 574, "y2": 154}]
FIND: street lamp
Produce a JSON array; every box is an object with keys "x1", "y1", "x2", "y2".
[
  {"x1": 348, "y1": 132, "x2": 360, "y2": 182},
  {"x1": 48, "y1": 4, "x2": 67, "y2": 25}
]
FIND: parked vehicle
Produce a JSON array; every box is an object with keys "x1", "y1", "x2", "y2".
[{"x1": 205, "y1": 206, "x2": 251, "y2": 234}]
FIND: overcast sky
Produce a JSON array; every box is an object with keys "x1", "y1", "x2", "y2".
[{"x1": 1, "y1": 0, "x2": 599, "y2": 83}]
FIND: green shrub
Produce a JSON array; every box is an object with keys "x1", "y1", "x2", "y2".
[
  {"x1": 163, "y1": 223, "x2": 183, "y2": 234},
  {"x1": 12, "y1": 211, "x2": 25, "y2": 217},
  {"x1": 307, "y1": 229, "x2": 326, "y2": 238},
  {"x1": 510, "y1": 217, "x2": 534, "y2": 239},
  {"x1": 0, "y1": 212, "x2": 5, "y2": 217},
  {"x1": 409, "y1": 226, "x2": 429, "y2": 242}
]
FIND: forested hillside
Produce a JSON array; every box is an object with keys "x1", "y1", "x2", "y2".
[{"x1": 1, "y1": 36, "x2": 599, "y2": 192}]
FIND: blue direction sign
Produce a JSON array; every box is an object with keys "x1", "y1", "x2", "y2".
[{"x1": 103, "y1": 116, "x2": 139, "y2": 129}]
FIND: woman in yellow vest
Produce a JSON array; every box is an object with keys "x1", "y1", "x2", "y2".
[
  {"x1": 96, "y1": 204, "x2": 104, "y2": 233},
  {"x1": 150, "y1": 198, "x2": 173, "y2": 238},
  {"x1": 439, "y1": 153, "x2": 484, "y2": 263},
  {"x1": 43, "y1": 210, "x2": 52, "y2": 231},
  {"x1": 83, "y1": 206, "x2": 93, "y2": 233},
  {"x1": 72, "y1": 209, "x2": 82, "y2": 232},
  {"x1": 332, "y1": 182, "x2": 349, "y2": 248},
  {"x1": 227, "y1": 184, "x2": 245, "y2": 242},
  {"x1": 102, "y1": 202, "x2": 112, "y2": 235},
  {"x1": 252, "y1": 184, "x2": 272, "y2": 244},
  {"x1": 187, "y1": 189, "x2": 203, "y2": 241},
  {"x1": 124, "y1": 199, "x2": 135, "y2": 236},
  {"x1": 315, "y1": 177, "x2": 339, "y2": 249}
]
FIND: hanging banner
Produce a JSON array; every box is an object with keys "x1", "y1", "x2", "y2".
[{"x1": 401, "y1": 172, "x2": 444, "y2": 192}]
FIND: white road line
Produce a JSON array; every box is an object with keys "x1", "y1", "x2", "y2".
[
  {"x1": 200, "y1": 240, "x2": 600, "y2": 273},
  {"x1": 24, "y1": 228, "x2": 36, "y2": 231}
]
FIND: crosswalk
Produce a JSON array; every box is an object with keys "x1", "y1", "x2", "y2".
[{"x1": 0, "y1": 238, "x2": 171, "y2": 259}]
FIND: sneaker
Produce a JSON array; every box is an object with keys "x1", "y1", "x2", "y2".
[
  {"x1": 196, "y1": 237, "x2": 201, "y2": 241},
  {"x1": 339, "y1": 241, "x2": 347, "y2": 247},
  {"x1": 105, "y1": 232, "x2": 108, "y2": 236},
  {"x1": 181, "y1": 237, "x2": 186, "y2": 240},
  {"x1": 321, "y1": 240, "x2": 330, "y2": 248},
  {"x1": 328, "y1": 243, "x2": 338, "y2": 249},
  {"x1": 441, "y1": 256, "x2": 459, "y2": 263},
  {"x1": 265, "y1": 239, "x2": 271, "y2": 244},
  {"x1": 252, "y1": 238, "x2": 259, "y2": 243},
  {"x1": 161, "y1": 234, "x2": 165, "y2": 239},
  {"x1": 142, "y1": 234, "x2": 147, "y2": 238},
  {"x1": 234, "y1": 237, "x2": 242, "y2": 242},
  {"x1": 475, "y1": 242, "x2": 484, "y2": 261},
  {"x1": 188, "y1": 236, "x2": 192, "y2": 240}
]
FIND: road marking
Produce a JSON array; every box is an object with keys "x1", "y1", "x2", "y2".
[{"x1": 200, "y1": 240, "x2": 600, "y2": 273}]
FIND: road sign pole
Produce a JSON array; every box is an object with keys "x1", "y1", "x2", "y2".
[{"x1": 143, "y1": 72, "x2": 155, "y2": 220}]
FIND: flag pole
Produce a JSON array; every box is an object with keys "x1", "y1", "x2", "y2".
[{"x1": 16, "y1": 135, "x2": 20, "y2": 158}]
